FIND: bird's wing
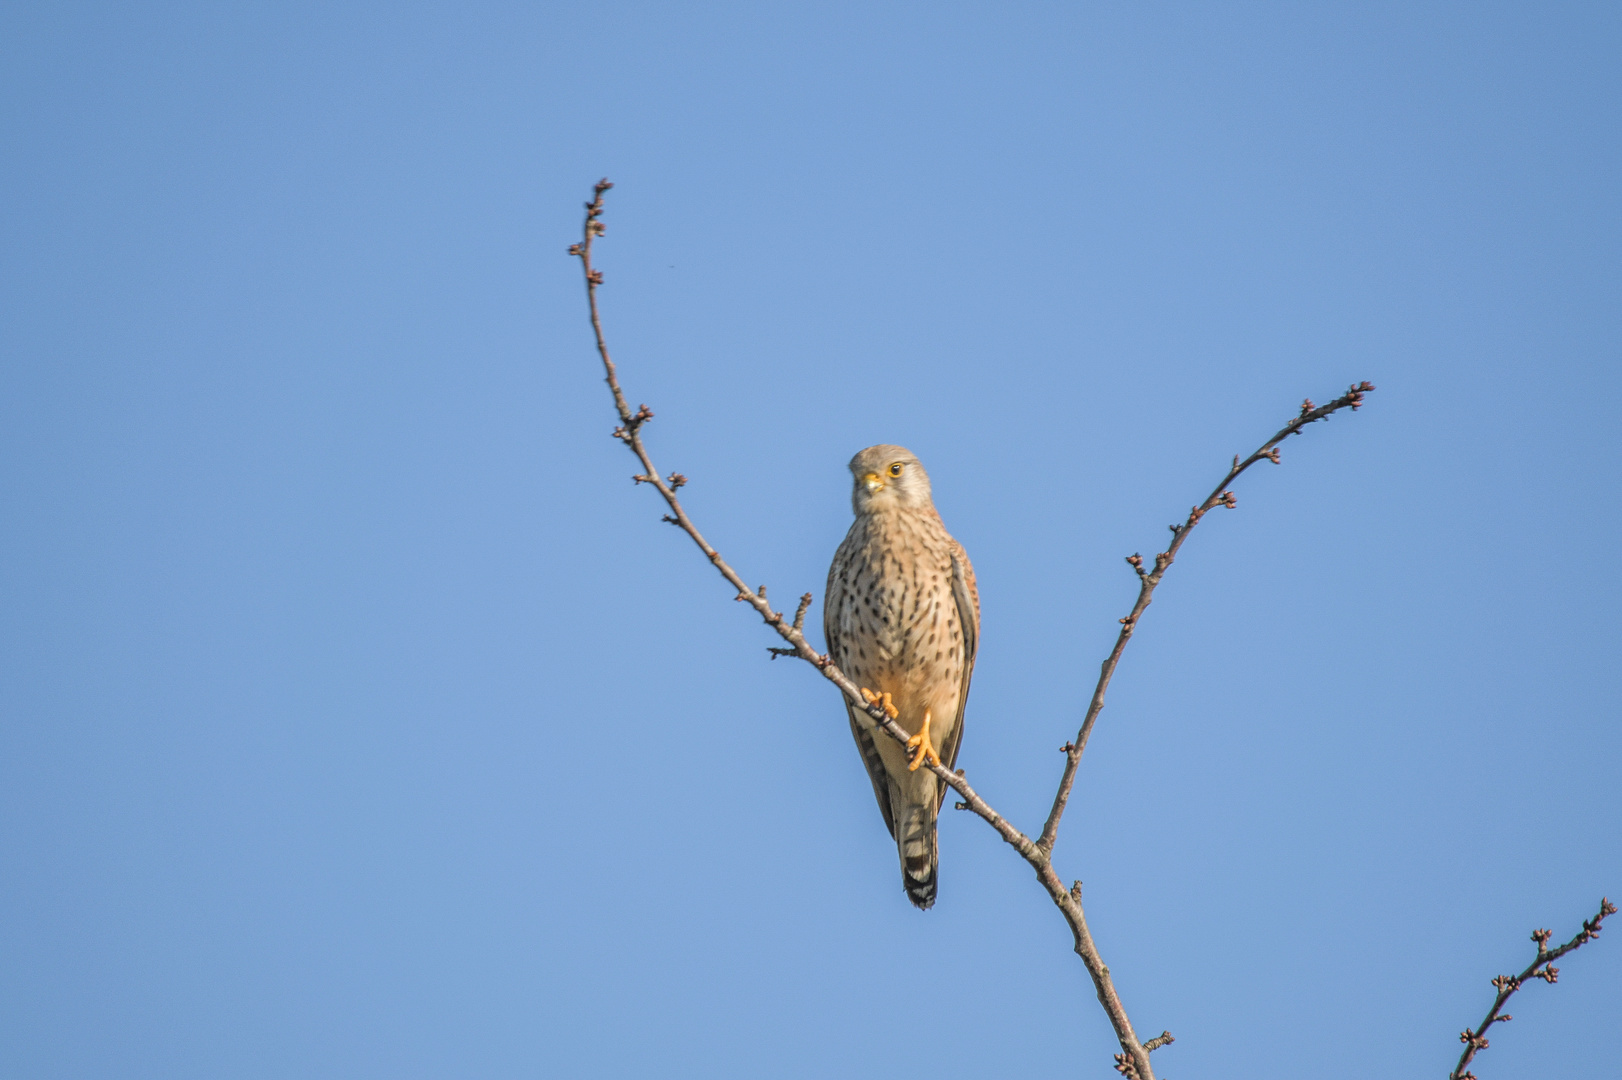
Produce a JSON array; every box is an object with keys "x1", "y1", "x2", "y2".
[
  {"x1": 826, "y1": 535, "x2": 897, "y2": 839},
  {"x1": 937, "y1": 542, "x2": 980, "y2": 792},
  {"x1": 845, "y1": 702, "x2": 897, "y2": 839}
]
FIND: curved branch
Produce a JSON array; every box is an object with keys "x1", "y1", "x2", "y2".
[
  {"x1": 1036, "y1": 381, "x2": 1376, "y2": 853},
  {"x1": 569, "y1": 180, "x2": 1021, "y2": 842}
]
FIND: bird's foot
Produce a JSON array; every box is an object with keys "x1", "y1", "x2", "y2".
[
  {"x1": 906, "y1": 709, "x2": 939, "y2": 772},
  {"x1": 860, "y1": 687, "x2": 899, "y2": 720}
]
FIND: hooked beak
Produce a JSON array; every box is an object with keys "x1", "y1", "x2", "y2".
[{"x1": 862, "y1": 472, "x2": 885, "y2": 494}]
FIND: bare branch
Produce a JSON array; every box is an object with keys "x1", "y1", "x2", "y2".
[
  {"x1": 1115, "y1": 1031, "x2": 1175, "y2": 1078},
  {"x1": 569, "y1": 179, "x2": 1012, "y2": 819},
  {"x1": 1450, "y1": 897, "x2": 1616, "y2": 1080},
  {"x1": 1035, "y1": 379, "x2": 1376, "y2": 853},
  {"x1": 570, "y1": 180, "x2": 1376, "y2": 1080}
]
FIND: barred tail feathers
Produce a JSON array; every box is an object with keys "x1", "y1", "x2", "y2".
[{"x1": 893, "y1": 797, "x2": 939, "y2": 910}]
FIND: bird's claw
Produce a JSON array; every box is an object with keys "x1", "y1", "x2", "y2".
[
  {"x1": 860, "y1": 689, "x2": 934, "y2": 769},
  {"x1": 860, "y1": 687, "x2": 899, "y2": 720},
  {"x1": 907, "y1": 709, "x2": 939, "y2": 772}
]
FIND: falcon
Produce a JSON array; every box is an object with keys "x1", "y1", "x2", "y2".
[{"x1": 825, "y1": 445, "x2": 979, "y2": 909}]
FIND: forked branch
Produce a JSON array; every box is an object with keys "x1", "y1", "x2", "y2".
[
  {"x1": 569, "y1": 179, "x2": 1375, "y2": 1080},
  {"x1": 1450, "y1": 897, "x2": 1616, "y2": 1080}
]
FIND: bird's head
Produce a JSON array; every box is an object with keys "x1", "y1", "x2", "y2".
[{"x1": 848, "y1": 444, "x2": 934, "y2": 515}]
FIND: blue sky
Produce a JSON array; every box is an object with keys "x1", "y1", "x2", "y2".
[{"x1": 2, "y1": 3, "x2": 1618, "y2": 1078}]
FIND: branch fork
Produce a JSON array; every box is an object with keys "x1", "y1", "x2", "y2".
[{"x1": 571, "y1": 179, "x2": 1381, "y2": 1080}]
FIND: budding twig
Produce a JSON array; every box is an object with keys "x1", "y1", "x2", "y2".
[
  {"x1": 1449, "y1": 897, "x2": 1616, "y2": 1080},
  {"x1": 1036, "y1": 380, "x2": 1376, "y2": 854}
]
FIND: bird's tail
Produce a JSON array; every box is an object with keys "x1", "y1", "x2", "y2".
[{"x1": 894, "y1": 797, "x2": 939, "y2": 910}]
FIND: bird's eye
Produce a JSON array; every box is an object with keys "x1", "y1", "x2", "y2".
[{"x1": 888, "y1": 463, "x2": 904, "y2": 477}]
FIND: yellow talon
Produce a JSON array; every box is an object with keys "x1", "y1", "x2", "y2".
[
  {"x1": 860, "y1": 687, "x2": 898, "y2": 719},
  {"x1": 906, "y1": 709, "x2": 939, "y2": 772}
]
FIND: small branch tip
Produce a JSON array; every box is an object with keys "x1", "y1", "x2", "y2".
[{"x1": 791, "y1": 592, "x2": 814, "y2": 631}]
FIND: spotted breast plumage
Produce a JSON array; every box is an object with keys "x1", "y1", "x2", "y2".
[{"x1": 824, "y1": 445, "x2": 979, "y2": 909}]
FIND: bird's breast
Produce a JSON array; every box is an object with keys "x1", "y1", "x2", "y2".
[{"x1": 833, "y1": 513, "x2": 961, "y2": 682}]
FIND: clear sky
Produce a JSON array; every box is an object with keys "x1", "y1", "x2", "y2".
[{"x1": 2, "y1": 3, "x2": 1618, "y2": 1078}]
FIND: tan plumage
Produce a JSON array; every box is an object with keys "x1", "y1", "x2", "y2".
[{"x1": 824, "y1": 445, "x2": 979, "y2": 909}]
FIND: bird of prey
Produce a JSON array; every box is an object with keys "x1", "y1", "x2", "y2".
[{"x1": 825, "y1": 445, "x2": 979, "y2": 909}]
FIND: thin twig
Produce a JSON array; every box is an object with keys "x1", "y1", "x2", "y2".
[
  {"x1": 569, "y1": 179, "x2": 1372, "y2": 1080},
  {"x1": 1036, "y1": 382, "x2": 1375, "y2": 853},
  {"x1": 1449, "y1": 897, "x2": 1616, "y2": 1080}
]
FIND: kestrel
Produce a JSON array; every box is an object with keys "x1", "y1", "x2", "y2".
[{"x1": 825, "y1": 445, "x2": 979, "y2": 909}]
